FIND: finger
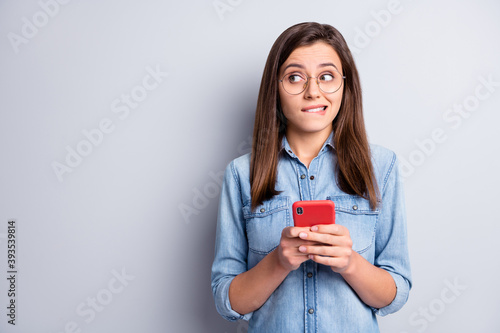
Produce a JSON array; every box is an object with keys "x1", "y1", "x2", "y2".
[
  {"x1": 310, "y1": 224, "x2": 348, "y2": 236},
  {"x1": 299, "y1": 244, "x2": 352, "y2": 258},
  {"x1": 296, "y1": 240, "x2": 324, "y2": 254},
  {"x1": 299, "y1": 244, "x2": 334, "y2": 257},
  {"x1": 299, "y1": 231, "x2": 336, "y2": 246},
  {"x1": 294, "y1": 240, "x2": 320, "y2": 250},
  {"x1": 303, "y1": 233, "x2": 352, "y2": 248},
  {"x1": 281, "y1": 226, "x2": 297, "y2": 239},
  {"x1": 308, "y1": 254, "x2": 340, "y2": 267},
  {"x1": 299, "y1": 225, "x2": 350, "y2": 247},
  {"x1": 283, "y1": 226, "x2": 311, "y2": 239}
]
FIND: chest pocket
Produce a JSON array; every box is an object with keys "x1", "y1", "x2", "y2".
[
  {"x1": 243, "y1": 196, "x2": 290, "y2": 255},
  {"x1": 327, "y1": 195, "x2": 379, "y2": 254}
]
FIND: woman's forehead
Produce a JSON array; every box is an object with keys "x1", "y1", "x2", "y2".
[{"x1": 281, "y1": 42, "x2": 342, "y2": 73}]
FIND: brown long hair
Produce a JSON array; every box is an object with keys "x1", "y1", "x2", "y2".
[{"x1": 250, "y1": 22, "x2": 379, "y2": 210}]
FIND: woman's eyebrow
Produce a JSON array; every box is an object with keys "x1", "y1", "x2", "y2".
[
  {"x1": 283, "y1": 62, "x2": 339, "y2": 72},
  {"x1": 318, "y1": 62, "x2": 339, "y2": 70},
  {"x1": 282, "y1": 63, "x2": 304, "y2": 72}
]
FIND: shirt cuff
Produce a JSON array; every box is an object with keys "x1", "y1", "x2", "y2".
[
  {"x1": 373, "y1": 271, "x2": 410, "y2": 316},
  {"x1": 215, "y1": 277, "x2": 253, "y2": 322}
]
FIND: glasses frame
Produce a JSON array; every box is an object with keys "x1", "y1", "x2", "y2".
[{"x1": 278, "y1": 70, "x2": 346, "y2": 95}]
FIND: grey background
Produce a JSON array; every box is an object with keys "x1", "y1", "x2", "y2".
[{"x1": 0, "y1": 0, "x2": 499, "y2": 332}]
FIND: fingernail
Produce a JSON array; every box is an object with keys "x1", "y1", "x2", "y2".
[
  {"x1": 299, "y1": 246, "x2": 307, "y2": 252},
  {"x1": 299, "y1": 232, "x2": 308, "y2": 238},
  {"x1": 311, "y1": 226, "x2": 318, "y2": 231}
]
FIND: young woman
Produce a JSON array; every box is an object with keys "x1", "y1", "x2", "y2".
[{"x1": 211, "y1": 22, "x2": 411, "y2": 332}]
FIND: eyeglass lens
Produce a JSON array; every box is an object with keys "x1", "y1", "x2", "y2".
[{"x1": 282, "y1": 71, "x2": 343, "y2": 94}]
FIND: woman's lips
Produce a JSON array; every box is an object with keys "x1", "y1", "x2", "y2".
[{"x1": 302, "y1": 105, "x2": 327, "y2": 114}]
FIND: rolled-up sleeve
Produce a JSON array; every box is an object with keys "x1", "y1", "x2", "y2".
[
  {"x1": 211, "y1": 161, "x2": 253, "y2": 321},
  {"x1": 372, "y1": 154, "x2": 412, "y2": 316}
]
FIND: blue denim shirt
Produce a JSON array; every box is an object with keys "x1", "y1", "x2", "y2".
[{"x1": 211, "y1": 132, "x2": 412, "y2": 332}]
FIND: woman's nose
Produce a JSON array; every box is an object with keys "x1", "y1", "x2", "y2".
[{"x1": 304, "y1": 77, "x2": 321, "y2": 98}]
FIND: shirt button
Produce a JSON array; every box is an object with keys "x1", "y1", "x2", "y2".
[
  {"x1": 310, "y1": 175, "x2": 314, "y2": 180},
  {"x1": 352, "y1": 205, "x2": 358, "y2": 210},
  {"x1": 307, "y1": 272, "x2": 313, "y2": 278},
  {"x1": 260, "y1": 208, "x2": 265, "y2": 213},
  {"x1": 288, "y1": 150, "x2": 292, "y2": 153},
  {"x1": 308, "y1": 308, "x2": 314, "y2": 314},
  {"x1": 300, "y1": 174, "x2": 306, "y2": 179}
]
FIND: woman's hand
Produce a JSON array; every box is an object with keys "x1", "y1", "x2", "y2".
[
  {"x1": 276, "y1": 224, "x2": 397, "y2": 309},
  {"x1": 276, "y1": 226, "x2": 321, "y2": 272},
  {"x1": 297, "y1": 224, "x2": 354, "y2": 273}
]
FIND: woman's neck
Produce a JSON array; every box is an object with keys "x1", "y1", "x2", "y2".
[{"x1": 285, "y1": 127, "x2": 332, "y2": 168}]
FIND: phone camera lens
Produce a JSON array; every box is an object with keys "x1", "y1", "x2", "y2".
[{"x1": 296, "y1": 207, "x2": 303, "y2": 215}]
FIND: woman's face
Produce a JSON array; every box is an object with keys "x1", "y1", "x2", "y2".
[{"x1": 278, "y1": 42, "x2": 344, "y2": 138}]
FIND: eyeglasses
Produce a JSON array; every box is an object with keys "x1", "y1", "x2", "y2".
[{"x1": 279, "y1": 70, "x2": 346, "y2": 95}]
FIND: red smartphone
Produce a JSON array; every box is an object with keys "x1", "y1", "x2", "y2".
[{"x1": 292, "y1": 200, "x2": 335, "y2": 227}]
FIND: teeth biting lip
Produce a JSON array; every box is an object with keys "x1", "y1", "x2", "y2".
[{"x1": 302, "y1": 105, "x2": 327, "y2": 113}]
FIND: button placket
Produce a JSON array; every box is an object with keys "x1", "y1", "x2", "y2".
[
  {"x1": 308, "y1": 159, "x2": 319, "y2": 200},
  {"x1": 295, "y1": 162, "x2": 311, "y2": 202},
  {"x1": 304, "y1": 260, "x2": 316, "y2": 330}
]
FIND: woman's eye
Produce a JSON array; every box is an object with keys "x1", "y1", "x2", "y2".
[
  {"x1": 320, "y1": 73, "x2": 334, "y2": 82},
  {"x1": 288, "y1": 74, "x2": 305, "y2": 83}
]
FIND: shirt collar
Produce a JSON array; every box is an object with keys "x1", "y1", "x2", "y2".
[{"x1": 280, "y1": 130, "x2": 335, "y2": 159}]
